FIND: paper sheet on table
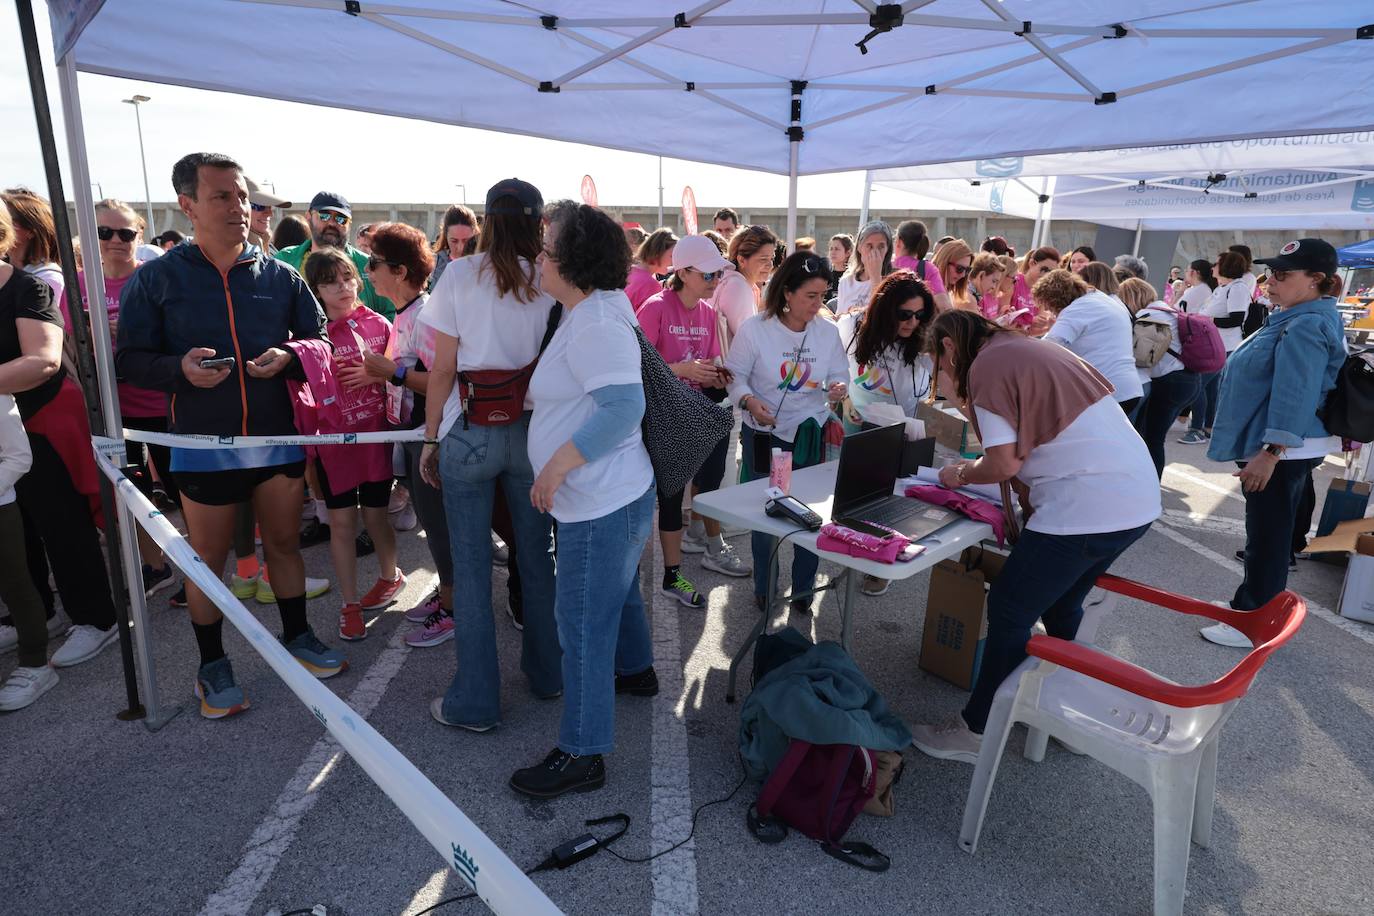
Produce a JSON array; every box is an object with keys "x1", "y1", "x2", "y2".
[
  {"x1": 903, "y1": 466, "x2": 1005, "y2": 506},
  {"x1": 862, "y1": 403, "x2": 925, "y2": 441}
]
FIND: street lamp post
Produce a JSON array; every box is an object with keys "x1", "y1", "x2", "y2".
[{"x1": 122, "y1": 94, "x2": 155, "y2": 236}]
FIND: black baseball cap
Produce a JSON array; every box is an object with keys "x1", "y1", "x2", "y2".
[
  {"x1": 1255, "y1": 238, "x2": 1338, "y2": 275},
  {"x1": 485, "y1": 178, "x2": 543, "y2": 217},
  {"x1": 308, "y1": 191, "x2": 351, "y2": 218}
]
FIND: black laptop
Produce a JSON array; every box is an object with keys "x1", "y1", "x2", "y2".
[{"x1": 832, "y1": 423, "x2": 956, "y2": 540}]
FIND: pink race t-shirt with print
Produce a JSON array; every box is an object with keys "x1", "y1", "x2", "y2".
[
  {"x1": 636, "y1": 289, "x2": 721, "y2": 389},
  {"x1": 625, "y1": 265, "x2": 665, "y2": 311},
  {"x1": 890, "y1": 255, "x2": 946, "y2": 296},
  {"x1": 316, "y1": 304, "x2": 393, "y2": 492},
  {"x1": 79, "y1": 269, "x2": 168, "y2": 418}
]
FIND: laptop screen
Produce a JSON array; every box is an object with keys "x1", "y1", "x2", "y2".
[{"x1": 833, "y1": 423, "x2": 904, "y2": 514}]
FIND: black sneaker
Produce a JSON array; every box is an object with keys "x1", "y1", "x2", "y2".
[
  {"x1": 169, "y1": 585, "x2": 188, "y2": 608},
  {"x1": 355, "y1": 530, "x2": 375, "y2": 558},
  {"x1": 615, "y1": 666, "x2": 659, "y2": 697},
  {"x1": 300, "y1": 518, "x2": 331, "y2": 549},
  {"x1": 510, "y1": 748, "x2": 605, "y2": 799},
  {"x1": 143, "y1": 563, "x2": 175, "y2": 598},
  {"x1": 1233, "y1": 549, "x2": 1296, "y2": 571}
]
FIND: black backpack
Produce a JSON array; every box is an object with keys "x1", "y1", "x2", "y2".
[{"x1": 1319, "y1": 348, "x2": 1374, "y2": 443}]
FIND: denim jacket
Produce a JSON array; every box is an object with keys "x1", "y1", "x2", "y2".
[{"x1": 1207, "y1": 296, "x2": 1345, "y2": 462}]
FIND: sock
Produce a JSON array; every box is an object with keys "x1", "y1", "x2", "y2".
[
  {"x1": 707, "y1": 535, "x2": 726, "y2": 554},
  {"x1": 278, "y1": 594, "x2": 309, "y2": 642},
  {"x1": 314, "y1": 499, "x2": 329, "y2": 524},
  {"x1": 193, "y1": 618, "x2": 226, "y2": 666},
  {"x1": 261, "y1": 564, "x2": 271, "y2": 584},
  {"x1": 236, "y1": 555, "x2": 260, "y2": 580},
  {"x1": 663, "y1": 564, "x2": 680, "y2": 588}
]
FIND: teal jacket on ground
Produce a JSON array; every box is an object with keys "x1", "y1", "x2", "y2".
[
  {"x1": 275, "y1": 240, "x2": 394, "y2": 321},
  {"x1": 739, "y1": 638, "x2": 912, "y2": 780}
]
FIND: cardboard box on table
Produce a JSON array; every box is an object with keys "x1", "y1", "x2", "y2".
[
  {"x1": 1306, "y1": 518, "x2": 1374, "y2": 624},
  {"x1": 915, "y1": 401, "x2": 982, "y2": 459},
  {"x1": 921, "y1": 546, "x2": 1006, "y2": 689}
]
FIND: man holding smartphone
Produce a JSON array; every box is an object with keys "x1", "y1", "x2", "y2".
[{"x1": 117, "y1": 152, "x2": 347, "y2": 719}]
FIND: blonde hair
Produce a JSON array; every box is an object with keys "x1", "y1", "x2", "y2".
[
  {"x1": 1031, "y1": 269, "x2": 1090, "y2": 314},
  {"x1": 1118, "y1": 277, "x2": 1158, "y2": 311},
  {"x1": 968, "y1": 252, "x2": 1004, "y2": 280},
  {"x1": 95, "y1": 198, "x2": 146, "y2": 232},
  {"x1": 0, "y1": 198, "x2": 12, "y2": 257},
  {"x1": 932, "y1": 237, "x2": 973, "y2": 305}
]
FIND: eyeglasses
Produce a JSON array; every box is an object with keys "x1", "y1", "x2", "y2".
[
  {"x1": 951, "y1": 263, "x2": 970, "y2": 276},
  {"x1": 97, "y1": 226, "x2": 138, "y2": 242},
  {"x1": 1269, "y1": 269, "x2": 1291, "y2": 281},
  {"x1": 250, "y1": 203, "x2": 270, "y2": 213},
  {"x1": 366, "y1": 256, "x2": 400, "y2": 272},
  {"x1": 896, "y1": 309, "x2": 922, "y2": 322},
  {"x1": 315, "y1": 211, "x2": 350, "y2": 226}
]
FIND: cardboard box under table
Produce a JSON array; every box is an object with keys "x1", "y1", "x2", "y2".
[
  {"x1": 1306, "y1": 518, "x2": 1374, "y2": 624},
  {"x1": 921, "y1": 546, "x2": 1007, "y2": 690},
  {"x1": 691, "y1": 460, "x2": 994, "y2": 702}
]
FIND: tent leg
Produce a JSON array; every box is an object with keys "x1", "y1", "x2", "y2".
[
  {"x1": 786, "y1": 143, "x2": 799, "y2": 253},
  {"x1": 859, "y1": 169, "x2": 872, "y2": 233},
  {"x1": 1133, "y1": 219, "x2": 1144, "y2": 257}
]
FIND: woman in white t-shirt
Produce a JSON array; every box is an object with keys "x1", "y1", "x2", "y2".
[
  {"x1": 725, "y1": 251, "x2": 848, "y2": 614},
  {"x1": 419, "y1": 179, "x2": 562, "y2": 733},
  {"x1": 711, "y1": 224, "x2": 779, "y2": 352},
  {"x1": 909, "y1": 310, "x2": 1159, "y2": 764},
  {"x1": 835, "y1": 220, "x2": 894, "y2": 315},
  {"x1": 511, "y1": 200, "x2": 655, "y2": 799},
  {"x1": 1179, "y1": 251, "x2": 1249, "y2": 445},
  {"x1": 1178, "y1": 258, "x2": 1216, "y2": 313},
  {"x1": 1118, "y1": 278, "x2": 1201, "y2": 476},
  {"x1": 1039, "y1": 269, "x2": 1144, "y2": 413}
]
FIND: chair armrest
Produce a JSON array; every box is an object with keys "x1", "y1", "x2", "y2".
[
  {"x1": 1026, "y1": 635, "x2": 1215, "y2": 708},
  {"x1": 1095, "y1": 574, "x2": 1251, "y2": 629}
]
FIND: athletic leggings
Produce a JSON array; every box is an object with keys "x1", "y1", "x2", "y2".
[{"x1": 0, "y1": 502, "x2": 49, "y2": 668}]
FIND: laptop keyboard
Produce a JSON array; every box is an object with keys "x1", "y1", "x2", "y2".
[{"x1": 857, "y1": 498, "x2": 923, "y2": 525}]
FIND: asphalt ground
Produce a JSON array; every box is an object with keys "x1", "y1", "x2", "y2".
[{"x1": 2, "y1": 434, "x2": 1372, "y2": 916}]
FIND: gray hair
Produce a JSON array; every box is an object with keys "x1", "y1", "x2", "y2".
[
  {"x1": 1113, "y1": 253, "x2": 1149, "y2": 281},
  {"x1": 848, "y1": 219, "x2": 894, "y2": 281}
]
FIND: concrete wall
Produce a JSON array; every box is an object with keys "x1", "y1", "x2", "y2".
[{"x1": 78, "y1": 202, "x2": 1367, "y2": 280}]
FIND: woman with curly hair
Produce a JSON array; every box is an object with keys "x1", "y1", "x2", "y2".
[{"x1": 510, "y1": 200, "x2": 655, "y2": 799}]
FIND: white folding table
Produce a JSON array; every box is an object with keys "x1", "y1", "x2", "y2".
[{"x1": 692, "y1": 461, "x2": 994, "y2": 701}]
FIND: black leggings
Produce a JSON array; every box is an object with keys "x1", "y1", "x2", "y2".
[{"x1": 656, "y1": 430, "x2": 730, "y2": 532}]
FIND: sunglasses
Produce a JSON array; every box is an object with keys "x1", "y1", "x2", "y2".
[
  {"x1": 366, "y1": 256, "x2": 400, "y2": 271},
  {"x1": 315, "y1": 211, "x2": 350, "y2": 226},
  {"x1": 97, "y1": 226, "x2": 138, "y2": 242},
  {"x1": 799, "y1": 256, "x2": 826, "y2": 275},
  {"x1": 896, "y1": 309, "x2": 923, "y2": 322},
  {"x1": 250, "y1": 203, "x2": 270, "y2": 213},
  {"x1": 951, "y1": 263, "x2": 970, "y2": 276}
]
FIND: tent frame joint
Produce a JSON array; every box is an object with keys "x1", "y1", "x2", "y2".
[
  {"x1": 1094, "y1": 91, "x2": 1117, "y2": 105},
  {"x1": 538, "y1": 80, "x2": 559, "y2": 93},
  {"x1": 1110, "y1": 23, "x2": 1128, "y2": 39},
  {"x1": 685, "y1": 81, "x2": 695, "y2": 91},
  {"x1": 925, "y1": 84, "x2": 936, "y2": 95},
  {"x1": 1038, "y1": 193, "x2": 1050, "y2": 204},
  {"x1": 343, "y1": 0, "x2": 359, "y2": 16},
  {"x1": 1358, "y1": 24, "x2": 1374, "y2": 39},
  {"x1": 1014, "y1": 20, "x2": 1031, "y2": 37},
  {"x1": 856, "y1": 4, "x2": 904, "y2": 55},
  {"x1": 541, "y1": 15, "x2": 557, "y2": 30},
  {"x1": 674, "y1": 12, "x2": 690, "y2": 28}
]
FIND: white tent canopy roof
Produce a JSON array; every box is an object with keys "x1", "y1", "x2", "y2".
[{"x1": 49, "y1": 0, "x2": 1374, "y2": 178}]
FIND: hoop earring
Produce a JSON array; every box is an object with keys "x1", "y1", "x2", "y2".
[{"x1": 783, "y1": 305, "x2": 791, "y2": 313}]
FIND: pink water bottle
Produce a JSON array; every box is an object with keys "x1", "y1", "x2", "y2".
[{"x1": 769, "y1": 447, "x2": 792, "y2": 494}]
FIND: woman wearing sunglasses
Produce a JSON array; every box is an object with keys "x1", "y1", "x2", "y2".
[
  {"x1": 725, "y1": 251, "x2": 848, "y2": 615},
  {"x1": 836, "y1": 270, "x2": 936, "y2": 596},
  {"x1": 932, "y1": 238, "x2": 974, "y2": 310},
  {"x1": 637, "y1": 236, "x2": 749, "y2": 606}
]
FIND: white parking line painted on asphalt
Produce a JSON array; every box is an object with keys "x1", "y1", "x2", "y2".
[
  {"x1": 1165, "y1": 466, "x2": 1246, "y2": 505},
  {"x1": 1153, "y1": 517, "x2": 1374, "y2": 647},
  {"x1": 648, "y1": 545, "x2": 699, "y2": 916},
  {"x1": 1160, "y1": 508, "x2": 1248, "y2": 535},
  {"x1": 200, "y1": 621, "x2": 415, "y2": 916}
]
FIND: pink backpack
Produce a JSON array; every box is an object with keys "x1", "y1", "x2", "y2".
[{"x1": 1158, "y1": 305, "x2": 1227, "y2": 373}]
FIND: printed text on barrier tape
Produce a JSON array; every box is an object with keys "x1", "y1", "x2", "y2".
[
  {"x1": 89, "y1": 446, "x2": 562, "y2": 915},
  {"x1": 120, "y1": 427, "x2": 426, "y2": 448}
]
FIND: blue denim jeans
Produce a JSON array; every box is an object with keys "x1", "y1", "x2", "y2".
[
  {"x1": 740, "y1": 424, "x2": 820, "y2": 601},
  {"x1": 1187, "y1": 371, "x2": 1222, "y2": 432},
  {"x1": 555, "y1": 486, "x2": 655, "y2": 755},
  {"x1": 439, "y1": 413, "x2": 561, "y2": 727},
  {"x1": 1128, "y1": 380, "x2": 1150, "y2": 428},
  {"x1": 1139, "y1": 369, "x2": 1201, "y2": 478},
  {"x1": 962, "y1": 523, "x2": 1152, "y2": 733},
  {"x1": 1234, "y1": 457, "x2": 1319, "y2": 612}
]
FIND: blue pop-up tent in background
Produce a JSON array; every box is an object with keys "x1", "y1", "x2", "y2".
[{"x1": 1337, "y1": 238, "x2": 1374, "y2": 268}]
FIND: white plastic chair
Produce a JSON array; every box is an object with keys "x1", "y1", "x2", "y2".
[{"x1": 958, "y1": 575, "x2": 1307, "y2": 916}]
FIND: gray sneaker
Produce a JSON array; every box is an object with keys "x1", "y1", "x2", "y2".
[
  {"x1": 680, "y1": 529, "x2": 707, "y2": 554},
  {"x1": 1177, "y1": 429, "x2": 1209, "y2": 444},
  {"x1": 701, "y1": 542, "x2": 750, "y2": 577}
]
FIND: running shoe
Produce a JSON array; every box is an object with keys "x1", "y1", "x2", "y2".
[
  {"x1": 338, "y1": 603, "x2": 366, "y2": 641},
  {"x1": 51, "y1": 624, "x2": 119, "y2": 667},
  {"x1": 491, "y1": 533, "x2": 509, "y2": 566},
  {"x1": 355, "y1": 530, "x2": 376, "y2": 558},
  {"x1": 360, "y1": 571, "x2": 406, "y2": 610},
  {"x1": 0, "y1": 665, "x2": 59, "y2": 711},
  {"x1": 194, "y1": 656, "x2": 248, "y2": 719},
  {"x1": 910, "y1": 714, "x2": 983, "y2": 764},
  {"x1": 405, "y1": 589, "x2": 441, "y2": 623},
  {"x1": 661, "y1": 571, "x2": 706, "y2": 609},
  {"x1": 169, "y1": 585, "x2": 188, "y2": 608},
  {"x1": 284, "y1": 628, "x2": 348, "y2": 679},
  {"x1": 680, "y1": 528, "x2": 707, "y2": 555},
  {"x1": 1177, "y1": 429, "x2": 1209, "y2": 444},
  {"x1": 862, "y1": 575, "x2": 891, "y2": 596},
  {"x1": 429, "y1": 697, "x2": 496, "y2": 732},
  {"x1": 299, "y1": 518, "x2": 331, "y2": 548},
  {"x1": 255, "y1": 575, "x2": 332, "y2": 605},
  {"x1": 143, "y1": 564, "x2": 176, "y2": 598},
  {"x1": 388, "y1": 485, "x2": 417, "y2": 532},
  {"x1": 405, "y1": 609, "x2": 454, "y2": 647},
  {"x1": 0, "y1": 615, "x2": 60, "y2": 653},
  {"x1": 230, "y1": 573, "x2": 260, "y2": 600},
  {"x1": 701, "y1": 542, "x2": 750, "y2": 577}
]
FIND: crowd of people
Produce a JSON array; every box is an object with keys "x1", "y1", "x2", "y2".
[{"x1": 0, "y1": 162, "x2": 1350, "y2": 796}]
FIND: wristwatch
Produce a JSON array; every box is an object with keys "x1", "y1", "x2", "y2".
[
  {"x1": 1263, "y1": 443, "x2": 1286, "y2": 458},
  {"x1": 738, "y1": 394, "x2": 753, "y2": 411},
  {"x1": 388, "y1": 364, "x2": 408, "y2": 387}
]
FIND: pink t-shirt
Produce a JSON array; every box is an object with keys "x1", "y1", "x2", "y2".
[
  {"x1": 316, "y1": 304, "x2": 393, "y2": 491},
  {"x1": 891, "y1": 255, "x2": 946, "y2": 296},
  {"x1": 78, "y1": 269, "x2": 168, "y2": 418},
  {"x1": 636, "y1": 289, "x2": 721, "y2": 390},
  {"x1": 625, "y1": 265, "x2": 665, "y2": 311},
  {"x1": 1003, "y1": 273, "x2": 1038, "y2": 328}
]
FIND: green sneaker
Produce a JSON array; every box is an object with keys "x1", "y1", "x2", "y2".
[
  {"x1": 255, "y1": 575, "x2": 332, "y2": 605},
  {"x1": 230, "y1": 573, "x2": 259, "y2": 600},
  {"x1": 661, "y1": 570, "x2": 705, "y2": 609}
]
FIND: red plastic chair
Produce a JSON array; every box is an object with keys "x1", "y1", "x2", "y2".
[{"x1": 958, "y1": 575, "x2": 1306, "y2": 916}]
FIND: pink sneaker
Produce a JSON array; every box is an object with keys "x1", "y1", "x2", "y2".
[
  {"x1": 405, "y1": 590, "x2": 440, "y2": 623},
  {"x1": 360, "y1": 571, "x2": 406, "y2": 610},
  {"x1": 405, "y1": 610, "x2": 454, "y2": 648}
]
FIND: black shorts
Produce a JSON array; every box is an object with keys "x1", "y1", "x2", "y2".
[
  {"x1": 122, "y1": 415, "x2": 177, "y2": 502},
  {"x1": 315, "y1": 459, "x2": 392, "y2": 511},
  {"x1": 174, "y1": 461, "x2": 306, "y2": 507}
]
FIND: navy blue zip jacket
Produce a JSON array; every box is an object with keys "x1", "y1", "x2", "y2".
[{"x1": 115, "y1": 242, "x2": 326, "y2": 437}]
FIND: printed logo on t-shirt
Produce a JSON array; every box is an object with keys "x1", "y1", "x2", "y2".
[
  {"x1": 777, "y1": 359, "x2": 817, "y2": 392},
  {"x1": 855, "y1": 363, "x2": 892, "y2": 395}
]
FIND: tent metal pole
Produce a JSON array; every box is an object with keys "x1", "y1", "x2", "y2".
[
  {"x1": 786, "y1": 145, "x2": 799, "y2": 253},
  {"x1": 657, "y1": 157, "x2": 664, "y2": 228},
  {"x1": 1132, "y1": 220, "x2": 1143, "y2": 257},
  {"x1": 859, "y1": 170, "x2": 872, "y2": 232},
  {"x1": 54, "y1": 48, "x2": 175, "y2": 729},
  {"x1": 1031, "y1": 177, "x2": 1047, "y2": 250}
]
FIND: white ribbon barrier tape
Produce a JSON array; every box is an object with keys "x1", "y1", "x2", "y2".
[
  {"x1": 120, "y1": 427, "x2": 426, "y2": 449},
  {"x1": 92, "y1": 447, "x2": 561, "y2": 916}
]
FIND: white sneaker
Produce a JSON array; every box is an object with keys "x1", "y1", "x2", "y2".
[
  {"x1": 861, "y1": 575, "x2": 890, "y2": 596},
  {"x1": 389, "y1": 488, "x2": 418, "y2": 531},
  {"x1": 50, "y1": 624, "x2": 119, "y2": 668},
  {"x1": 911, "y1": 714, "x2": 983, "y2": 764},
  {"x1": 680, "y1": 530, "x2": 707, "y2": 554},
  {"x1": 0, "y1": 624, "x2": 15, "y2": 654},
  {"x1": 701, "y1": 542, "x2": 750, "y2": 576},
  {"x1": 0, "y1": 665, "x2": 59, "y2": 711},
  {"x1": 1200, "y1": 622, "x2": 1252, "y2": 648}
]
